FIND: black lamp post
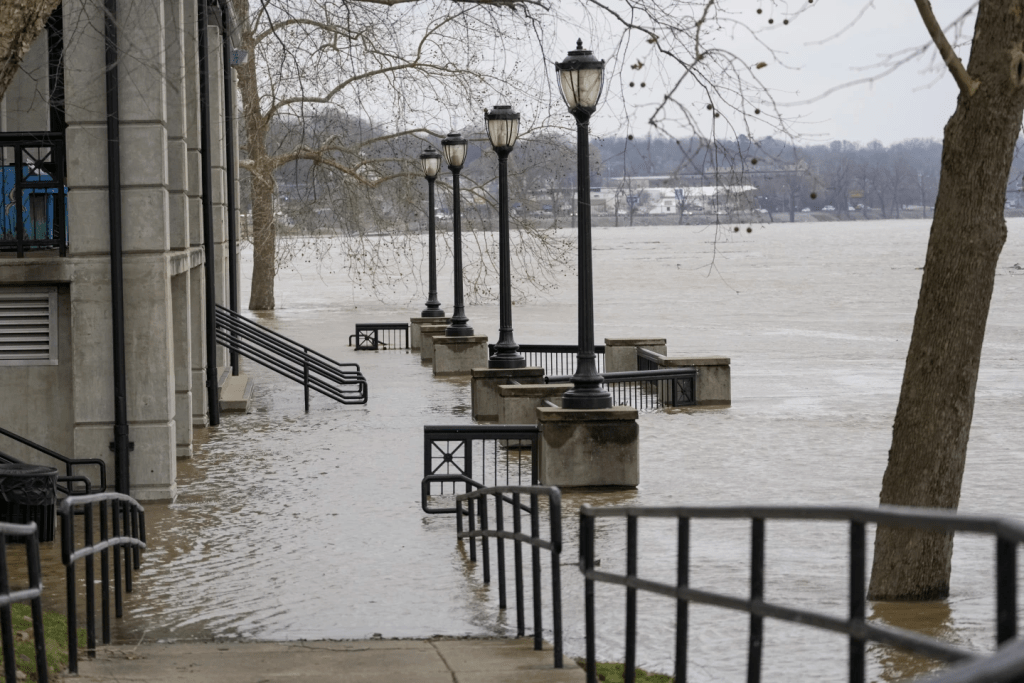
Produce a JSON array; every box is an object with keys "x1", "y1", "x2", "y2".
[
  {"x1": 419, "y1": 148, "x2": 445, "y2": 318},
  {"x1": 485, "y1": 105, "x2": 526, "y2": 368},
  {"x1": 555, "y1": 39, "x2": 612, "y2": 409},
  {"x1": 441, "y1": 132, "x2": 473, "y2": 336}
]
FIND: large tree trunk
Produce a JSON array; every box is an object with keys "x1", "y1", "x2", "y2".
[
  {"x1": 868, "y1": 0, "x2": 1024, "y2": 600},
  {"x1": 233, "y1": 1, "x2": 276, "y2": 311},
  {"x1": 0, "y1": 0, "x2": 60, "y2": 101}
]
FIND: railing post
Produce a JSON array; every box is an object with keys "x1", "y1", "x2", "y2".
[
  {"x1": 581, "y1": 507, "x2": 597, "y2": 683},
  {"x1": 514, "y1": 492, "x2": 526, "y2": 637},
  {"x1": 496, "y1": 494, "x2": 507, "y2": 609},
  {"x1": 304, "y1": 350, "x2": 310, "y2": 413},
  {"x1": 62, "y1": 505, "x2": 79, "y2": 673},
  {"x1": 997, "y1": 536, "x2": 1017, "y2": 644},
  {"x1": 0, "y1": 534, "x2": 15, "y2": 683},
  {"x1": 849, "y1": 521, "x2": 866, "y2": 683},
  {"x1": 85, "y1": 502, "x2": 96, "y2": 657},
  {"x1": 550, "y1": 489, "x2": 563, "y2": 668},
  {"x1": 748, "y1": 518, "x2": 764, "y2": 683},
  {"x1": 676, "y1": 517, "x2": 689, "y2": 683},
  {"x1": 532, "y1": 491, "x2": 543, "y2": 652},
  {"x1": 25, "y1": 529, "x2": 48, "y2": 683},
  {"x1": 625, "y1": 514, "x2": 637, "y2": 683}
]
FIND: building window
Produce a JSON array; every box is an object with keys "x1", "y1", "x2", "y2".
[{"x1": 0, "y1": 287, "x2": 58, "y2": 365}]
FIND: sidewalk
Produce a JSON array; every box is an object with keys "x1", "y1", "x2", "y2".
[{"x1": 63, "y1": 638, "x2": 587, "y2": 682}]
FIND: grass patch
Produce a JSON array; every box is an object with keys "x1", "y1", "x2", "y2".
[
  {"x1": 575, "y1": 658, "x2": 674, "y2": 683},
  {"x1": 0, "y1": 603, "x2": 86, "y2": 681}
]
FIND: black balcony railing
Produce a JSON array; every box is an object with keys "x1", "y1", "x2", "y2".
[
  {"x1": 578, "y1": 504, "x2": 1024, "y2": 683},
  {"x1": 0, "y1": 521, "x2": 48, "y2": 683},
  {"x1": 421, "y1": 425, "x2": 539, "y2": 515},
  {"x1": 215, "y1": 304, "x2": 367, "y2": 410},
  {"x1": 0, "y1": 132, "x2": 67, "y2": 257},
  {"x1": 60, "y1": 492, "x2": 146, "y2": 675},
  {"x1": 489, "y1": 344, "x2": 605, "y2": 376},
  {"x1": 349, "y1": 323, "x2": 409, "y2": 351},
  {"x1": 546, "y1": 367, "x2": 696, "y2": 410}
]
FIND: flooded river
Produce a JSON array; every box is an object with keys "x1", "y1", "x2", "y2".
[{"x1": 31, "y1": 219, "x2": 1024, "y2": 680}]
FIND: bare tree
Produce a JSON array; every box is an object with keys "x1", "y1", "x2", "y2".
[
  {"x1": 868, "y1": 0, "x2": 1024, "y2": 600},
  {"x1": 0, "y1": 0, "x2": 60, "y2": 100}
]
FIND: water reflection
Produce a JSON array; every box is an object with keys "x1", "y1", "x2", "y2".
[{"x1": 869, "y1": 601, "x2": 957, "y2": 682}]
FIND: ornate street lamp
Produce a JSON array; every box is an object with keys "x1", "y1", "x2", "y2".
[
  {"x1": 441, "y1": 132, "x2": 473, "y2": 336},
  {"x1": 485, "y1": 105, "x2": 526, "y2": 368},
  {"x1": 555, "y1": 39, "x2": 612, "y2": 409},
  {"x1": 419, "y1": 148, "x2": 445, "y2": 318}
]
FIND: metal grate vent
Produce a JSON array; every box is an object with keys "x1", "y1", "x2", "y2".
[{"x1": 0, "y1": 287, "x2": 58, "y2": 365}]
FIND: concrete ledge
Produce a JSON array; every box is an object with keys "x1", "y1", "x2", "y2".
[
  {"x1": 642, "y1": 351, "x2": 731, "y2": 406},
  {"x1": 537, "y1": 405, "x2": 639, "y2": 487},
  {"x1": 498, "y1": 382, "x2": 570, "y2": 424},
  {"x1": 410, "y1": 316, "x2": 450, "y2": 350},
  {"x1": 604, "y1": 337, "x2": 667, "y2": 373},
  {"x1": 471, "y1": 367, "x2": 545, "y2": 420},
  {"x1": 433, "y1": 335, "x2": 489, "y2": 376},
  {"x1": 219, "y1": 373, "x2": 254, "y2": 413},
  {"x1": 419, "y1": 324, "x2": 449, "y2": 362}
]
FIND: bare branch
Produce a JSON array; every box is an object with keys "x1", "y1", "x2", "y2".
[{"x1": 913, "y1": 0, "x2": 979, "y2": 97}]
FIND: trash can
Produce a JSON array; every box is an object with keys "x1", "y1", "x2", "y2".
[{"x1": 0, "y1": 462, "x2": 58, "y2": 542}]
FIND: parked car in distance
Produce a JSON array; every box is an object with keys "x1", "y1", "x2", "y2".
[
  {"x1": 822, "y1": 205, "x2": 835, "y2": 211},
  {"x1": 801, "y1": 207, "x2": 811, "y2": 212}
]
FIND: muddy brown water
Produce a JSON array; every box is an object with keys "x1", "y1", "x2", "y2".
[{"x1": 12, "y1": 219, "x2": 1024, "y2": 681}]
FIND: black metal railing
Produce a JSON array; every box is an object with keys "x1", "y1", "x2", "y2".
[
  {"x1": 0, "y1": 425, "x2": 104, "y2": 495},
  {"x1": 214, "y1": 304, "x2": 367, "y2": 410},
  {"x1": 636, "y1": 347, "x2": 663, "y2": 372},
  {"x1": 488, "y1": 344, "x2": 605, "y2": 376},
  {"x1": 0, "y1": 521, "x2": 48, "y2": 683},
  {"x1": 0, "y1": 132, "x2": 67, "y2": 257},
  {"x1": 59, "y1": 492, "x2": 146, "y2": 675},
  {"x1": 578, "y1": 504, "x2": 1024, "y2": 683},
  {"x1": 349, "y1": 323, "x2": 409, "y2": 351},
  {"x1": 422, "y1": 425, "x2": 539, "y2": 515},
  {"x1": 426, "y1": 477, "x2": 563, "y2": 669},
  {"x1": 546, "y1": 367, "x2": 697, "y2": 410}
]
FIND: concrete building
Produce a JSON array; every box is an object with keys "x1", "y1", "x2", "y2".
[{"x1": 0, "y1": 0, "x2": 242, "y2": 501}]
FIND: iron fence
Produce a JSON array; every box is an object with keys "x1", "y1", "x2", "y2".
[
  {"x1": 578, "y1": 504, "x2": 1024, "y2": 683},
  {"x1": 489, "y1": 344, "x2": 605, "y2": 376},
  {"x1": 0, "y1": 132, "x2": 67, "y2": 257},
  {"x1": 0, "y1": 424, "x2": 104, "y2": 495},
  {"x1": 349, "y1": 323, "x2": 409, "y2": 351},
  {"x1": 215, "y1": 304, "x2": 367, "y2": 409},
  {"x1": 449, "y1": 482, "x2": 564, "y2": 669},
  {"x1": 59, "y1": 492, "x2": 146, "y2": 675},
  {"x1": 422, "y1": 425, "x2": 540, "y2": 515},
  {"x1": 546, "y1": 368, "x2": 696, "y2": 410},
  {"x1": 0, "y1": 521, "x2": 47, "y2": 683}
]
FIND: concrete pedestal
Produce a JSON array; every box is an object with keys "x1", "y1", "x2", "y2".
[
  {"x1": 498, "y1": 383, "x2": 571, "y2": 424},
  {"x1": 419, "y1": 324, "x2": 449, "y2": 362},
  {"x1": 471, "y1": 367, "x2": 545, "y2": 421},
  {"x1": 433, "y1": 335, "x2": 489, "y2": 376},
  {"x1": 410, "y1": 316, "x2": 450, "y2": 350},
  {"x1": 605, "y1": 337, "x2": 667, "y2": 373},
  {"x1": 536, "y1": 406, "x2": 639, "y2": 487},
  {"x1": 660, "y1": 356, "x2": 731, "y2": 406}
]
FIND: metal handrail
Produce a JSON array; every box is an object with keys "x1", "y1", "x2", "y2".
[
  {"x1": 59, "y1": 493, "x2": 146, "y2": 674},
  {"x1": 490, "y1": 344, "x2": 606, "y2": 376},
  {"x1": 0, "y1": 425, "x2": 104, "y2": 494},
  {"x1": 578, "y1": 504, "x2": 1024, "y2": 683},
  {"x1": 546, "y1": 367, "x2": 698, "y2": 409},
  {"x1": 0, "y1": 521, "x2": 48, "y2": 683},
  {"x1": 456, "y1": 484, "x2": 563, "y2": 669},
  {"x1": 214, "y1": 304, "x2": 367, "y2": 409}
]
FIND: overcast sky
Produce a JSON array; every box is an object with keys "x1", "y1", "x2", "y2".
[{"x1": 572, "y1": 1, "x2": 974, "y2": 146}]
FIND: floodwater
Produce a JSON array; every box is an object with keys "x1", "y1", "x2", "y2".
[{"x1": 25, "y1": 219, "x2": 1024, "y2": 681}]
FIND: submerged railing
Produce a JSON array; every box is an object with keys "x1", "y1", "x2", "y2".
[
  {"x1": 578, "y1": 504, "x2": 1024, "y2": 683},
  {"x1": 0, "y1": 521, "x2": 48, "y2": 683},
  {"x1": 546, "y1": 367, "x2": 697, "y2": 410},
  {"x1": 421, "y1": 425, "x2": 539, "y2": 515},
  {"x1": 215, "y1": 304, "x2": 367, "y2": 410},
  {"x1": 489, "y1": 344, "x2": 606, "y2": 376},
  {"x1": 0, "y1": 425, "x2": 104, "y2": 495},
  {"x1": 60, "y1": 492, "x2": 146, "y2": 674},
  {"x1": 349, "y1": 323, "x2": 410, "y2": 351}
]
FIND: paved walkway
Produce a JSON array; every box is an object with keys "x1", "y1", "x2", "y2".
[{"x1": 63, "y1": 638, "x2": 587, "y2": 682}]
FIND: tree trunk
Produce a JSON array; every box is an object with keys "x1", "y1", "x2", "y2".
[
  {"x1": 0, "y1": 0, "x2": 59, "y2": 101},
  {"x1": 868, "y1": 0, "x2": 1024, "y2": 601},
  {"x1": 233, "y1": 2, "x2": 276, "y2": 311}
]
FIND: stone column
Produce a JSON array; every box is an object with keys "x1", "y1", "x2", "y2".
[
  {"x1": 604, "y1": 337, "x2": 667, "y2": 373},
  {"x1": 536, "y1": 406, "x2": 639, "y2": 487}
]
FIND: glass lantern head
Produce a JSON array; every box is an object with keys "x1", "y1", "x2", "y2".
[
  {"x1": 419, "y1": 148, "x2": 441, "y2": 179},
  {"x1": 554, "y1": 39, "x2": 605, "y2": 119},
  {"x1": 441, "y1": 132, "x2": 469, "y2": 170},
  {"x1": 485, "y1": 105, "x2": 520, "y2": 154}
]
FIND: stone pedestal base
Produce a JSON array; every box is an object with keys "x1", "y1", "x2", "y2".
[
  {"x1": 658, "y1": 355, "x2": 731, "y2": 407},
  {"x1": 419, "y1": 324, "x2": 449, "y2": 362},
  {"x1": 605, "y1": 337, "x2": 667, "y2": 373},
  {"x1": 433, "y1": 335, "x2": 489, "y2": 376},
  {"x1": 537, "y1": 406, "x2": 639, "y2": 487},
  {"x1": 411, "y1": 316, "x2": 449, "y2": 350},
  {"x1": 498, "y1": 383, "x2": 571, "y2": 424},
  {"x1": 471, "y1": 367, "x2": 545, "y2": 420}
]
